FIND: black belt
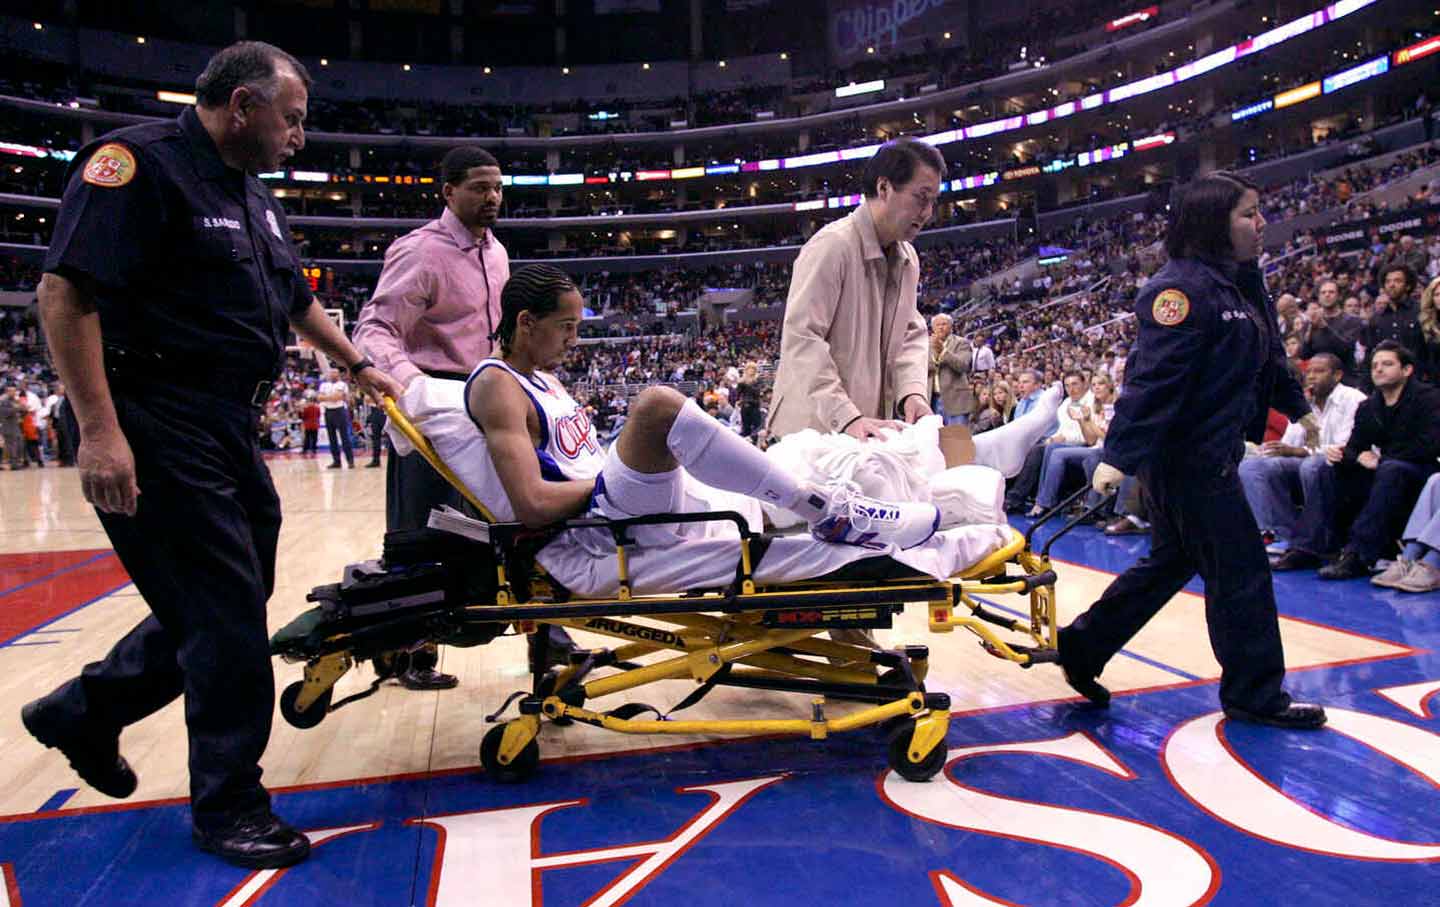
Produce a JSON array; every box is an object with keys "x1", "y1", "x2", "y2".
[
  {"x1": 422, "y1": 368, "x2": 471, "y2": 382},
  {"x1": 104, "y1": 345, "x2": 276, "y2": 407}
]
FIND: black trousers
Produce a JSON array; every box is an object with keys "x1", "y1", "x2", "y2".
[
  {"x1": 324, "y1": 406, "x2": 353, "y2": 465},
  {"x1": 1060, "y1": 459, "x2": 1289, "y2": 714},
  {"x1": 39, "y1": 386, "x2": 279, "y2": 831}
]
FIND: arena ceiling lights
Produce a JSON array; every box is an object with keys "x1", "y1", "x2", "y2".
[
  {"x1": 245, "y1": 0, "x2": 1376, "y2": 192},
  {"x1": 1229, "y1": 35, "x2": 1430, "y2": 123}
]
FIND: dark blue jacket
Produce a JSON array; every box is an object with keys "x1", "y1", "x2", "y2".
[
  {"x1": 1103, "y1": 257, "x2": 1309, "y2": 475},
  {"x1": 44, "y1": 108, "x2": 310, "y2": 382}
]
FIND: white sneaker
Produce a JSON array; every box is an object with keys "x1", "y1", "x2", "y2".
[
  {"x1": 1372, "y1": 559, "x2": 1415, "y2": 589},
  {"x1": 809, "y1": 482, "x2": 940, "y2": 551},
  {"x1": 1394, "y1": 561, "x2": 1440, "y2": 594}
]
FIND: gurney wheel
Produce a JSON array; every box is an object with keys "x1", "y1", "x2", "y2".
[
  {"x1": 279, "y1": 681, "x2": 332, "y2": 730},
  {"x1": 887, "y1": 732, "x2": 947, "y2": 782},
  {"x1": 480, "y1": 723, "x2": 539, "y2": 784}
]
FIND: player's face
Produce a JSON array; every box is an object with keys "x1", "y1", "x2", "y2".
[
  {"x1": 526, "y1": 291, "x2": 584, "y2": 370},
  {"x1": 242, "y1": 67, "x2": 307, "y2": 173},
  {"x1": 445, "y1": 166, "x2": 504, "y2": 230},
  {"x1": 1228, "y1": 189, "x2": 1264, "y2": 262}
]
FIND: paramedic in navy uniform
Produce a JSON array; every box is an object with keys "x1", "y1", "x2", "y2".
[
  {"x1": 21, "y1": 42, "x2": 402, "y2": 868},
  {"x1": 1055, "y1": 172, "x2": 1327, "y2": 730}
]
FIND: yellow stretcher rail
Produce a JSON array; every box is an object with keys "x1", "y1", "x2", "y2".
[{"x1": 271, "y1": 395, "x2": 1068, "y2": 785}]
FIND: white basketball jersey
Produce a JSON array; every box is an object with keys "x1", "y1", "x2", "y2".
[{"x1": 465, "y1": 358, "x2": 605, "y2": 482}]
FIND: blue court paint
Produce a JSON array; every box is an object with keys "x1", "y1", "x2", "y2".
[
  {"x1": 35, "y1": 790, "x2": 76, "y2": 814},
  {"x1": 2, "y1": 524, "x2": 1438, "y2": 905}
]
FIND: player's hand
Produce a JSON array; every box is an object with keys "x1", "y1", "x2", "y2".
[
  {"x1": 901, "y1": 395, "x2": 932, "y2": 424},
  {"x1": 79, "y1": 427, "x2": 140, "y2": 516},
  {"x1": 355, "y1": 365, "x2": 405, "y2": 405},
  {"x1": 1091, "y1": 462, "x2": 1125, "y2": 496},
  {"x1": 1357, "y1": 450, "x2": 1380, "y2": 470},
  {"x1": 844, "y1": 417, "x2": 903, "y2": 441}
]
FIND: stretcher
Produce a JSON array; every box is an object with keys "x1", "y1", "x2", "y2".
[{"x1": 271, "y1": 398, "x2": 1086, "y2": 783}]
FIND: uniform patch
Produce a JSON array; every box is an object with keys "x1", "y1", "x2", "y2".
[
  {"x1": 266, "y1": 208, "x2": 283, "y2": 239},
  {"x1": 81, "y1": 143, "x2": 137, "y2": 188},
  {"x1": 1151, "y1": 288, "x2": 1191, "y2": 326}
]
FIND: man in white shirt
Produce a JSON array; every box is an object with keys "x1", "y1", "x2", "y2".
[
  {"x1": 318, "y1": 368, "x2": 355, "y2": 469},
  {"x1": 1238, "y1": 354, "x2": 1365, "y2": 545},
  {"x1": 971, "y1": 333, "x2": 996, "y2": 375}
]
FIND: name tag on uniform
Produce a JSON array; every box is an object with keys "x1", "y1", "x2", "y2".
[{"x1": 202, "y1": 216, "x2": 242, "y2": 230}]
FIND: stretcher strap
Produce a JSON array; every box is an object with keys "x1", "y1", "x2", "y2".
[{"x1": 665, "y1": 663, "x2": 733, "y2": 716}]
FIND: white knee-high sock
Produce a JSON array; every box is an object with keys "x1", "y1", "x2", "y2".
[
  {"x1": 972, "y1": 384, "x2": 1065, "y2": 478},
  {"x1": 666, "y1": 399, "x2": 826, "y2": 520}
]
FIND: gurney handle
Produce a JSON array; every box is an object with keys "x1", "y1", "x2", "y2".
[{"x1": 1024, "y1": 486, "x2": 1119, "y2": 559}]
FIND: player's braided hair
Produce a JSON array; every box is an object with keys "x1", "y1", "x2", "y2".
[{"x1": 492, "y1": 264, "x2": 578, "y2": 354}]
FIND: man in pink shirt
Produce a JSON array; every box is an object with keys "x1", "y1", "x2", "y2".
[{"x1": 353, "y1": 146, "x2": 573, "y2": 688}]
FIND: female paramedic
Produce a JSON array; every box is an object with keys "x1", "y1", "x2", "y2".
[{"x1": 1054, "y1": 171, "x2": 1327, "y2": 730}]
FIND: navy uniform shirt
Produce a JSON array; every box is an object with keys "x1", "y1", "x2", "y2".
[
  {"x1": 43, "y1": 107, "x2": 311, "y2": 383},
  {"x1": 1103, "y1": 257, "x2": 1309, "y2": 475}
]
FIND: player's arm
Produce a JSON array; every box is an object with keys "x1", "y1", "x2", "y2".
[{"x1": 468, "y1": 369, "x2": 594, "y2": 529}]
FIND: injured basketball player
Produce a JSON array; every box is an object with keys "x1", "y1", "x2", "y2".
[{"x1": 387, "y1": 264, "x2": 1064, "y2": 598}]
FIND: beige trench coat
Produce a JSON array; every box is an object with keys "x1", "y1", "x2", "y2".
[{"x1": 766, "y1": 203, "x2": 929, "y2": 437}]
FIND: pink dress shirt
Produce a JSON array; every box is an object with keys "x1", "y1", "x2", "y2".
[{"x1": 352, "y1": 206, "x2": 509, "y2": 389}]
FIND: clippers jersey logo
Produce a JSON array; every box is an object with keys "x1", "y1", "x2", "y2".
[{"x1": 554, "y1": 408, "x2": 599, "y2": 460}]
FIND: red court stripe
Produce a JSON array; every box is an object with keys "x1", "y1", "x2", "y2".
[
  {"x1": 0, "y1": 552, "x2": 131, "y2": 646},
  {"x1": 0, "y1": 550, "x2": 104, "y2": 597}
]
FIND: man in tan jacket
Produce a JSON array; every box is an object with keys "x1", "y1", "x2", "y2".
[
  {"x1": 767, "y1": 137, "x2": 946, "y2": 440},
  {"x1": 929, "y1": 312, "x2": 975, "y2": 425}
]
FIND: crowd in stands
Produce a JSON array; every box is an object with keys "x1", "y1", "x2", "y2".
[{"x1": 1261, "y1": 139, "x2": 1440, "y2": 224}]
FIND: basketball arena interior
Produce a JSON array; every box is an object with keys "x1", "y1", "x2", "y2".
[{"x1": 2, "y1": 0, "x2": 1440, "y2": 904}]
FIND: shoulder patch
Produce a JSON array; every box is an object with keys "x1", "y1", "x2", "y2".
[
  {"x1": 1151, "y1": 288, "x2": 1191, "y2": 327},
  {"x1": 81, "y1": 143, "x2": 137, "y2": 188}
]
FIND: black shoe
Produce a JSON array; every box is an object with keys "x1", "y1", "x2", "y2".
[
  {"x1": 21, "y1": 700, "x2": 137, "y2": 799},
  {"x1": 1271, "y1": 549, "x2": 1324, "y2": 572},
  {"x1": 1056, "y1": 635, "x2": 1110, "y2": 708},
  {"x1": 193, "y1": 811, "x2": 311, "y2": 869},
  {"x1": 1223, "y1": 702, "x2": 1327, "y2": 730},
  {"x1": 1318, "y1": 550, "x2": 1371, "y2": 580},
  {"x1": 326, "y1": 462, "x2": 341, "y2": 469},
  {"x1": 399, "y1": 666, "x2": 459, "y2": 690},
  {"x1": 366, "y1": 461, "x2": 382, "y2": 468}
]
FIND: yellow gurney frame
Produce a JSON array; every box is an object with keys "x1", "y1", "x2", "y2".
[{"x1": 273, "y1": 398, "x2": 1071, "y2": 783}]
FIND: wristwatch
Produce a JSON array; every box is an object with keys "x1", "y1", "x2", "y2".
[{"x1": 347, "y1": 356, "x2": 374, "y2": 375}]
